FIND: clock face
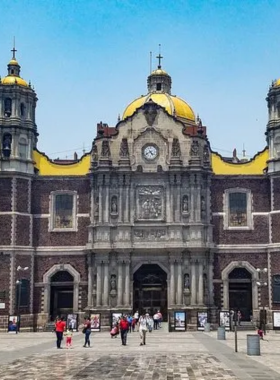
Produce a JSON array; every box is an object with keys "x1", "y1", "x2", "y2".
[{"x1": 143, "y1": 145, "x2": 158, "y2": 160}]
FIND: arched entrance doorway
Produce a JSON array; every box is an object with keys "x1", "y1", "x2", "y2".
[
  {"x1": 50, "y1": 270, "x2": 74, "y2": 320},
  {"x1": 133, "y1": 264, "x2": 167, "y2": 320},
  {"x1": 229, "y1": 268, "x2": 252, "y2": 321}
]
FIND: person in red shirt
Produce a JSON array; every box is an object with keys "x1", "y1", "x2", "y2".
[
  {"x1": 55, "y1": 317, "x2": 66, "y2": 349},
  {"x1": 119, "y1": 315, "x2": 129, "y2": 346}
]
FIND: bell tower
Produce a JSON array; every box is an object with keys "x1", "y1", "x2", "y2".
[
  {"x1": 0, "y1": 46, "x2": 38, "y2": 173},
  {"x1": 266, "y1": 79, "x2": 280, "y2": 173}
]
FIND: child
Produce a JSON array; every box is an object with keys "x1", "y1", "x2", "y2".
[
  {"x1": 257, "y1": 328, "x2": 264, "y2": 340},
  {"x1": 110, "y1": 325, "x2": 119, "y2": 338},
  {"x1": 64, "y1": 328, "x2": 73, "y2": 348}
]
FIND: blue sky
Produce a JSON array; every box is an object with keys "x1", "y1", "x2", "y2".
[{"x1": 0, "y1": 0, "x2": 279, "y2": 159}]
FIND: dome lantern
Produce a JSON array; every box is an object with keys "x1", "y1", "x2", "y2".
[{"x1": 147, "y1": 52, "x2": 172, "y2": 94}]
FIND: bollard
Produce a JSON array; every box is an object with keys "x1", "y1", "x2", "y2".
[
  {"x1": 217, "y1": 326, "x2": 226, "y2": 340},
  {"x1": 204, "y1": 323, "x2": 211, "y2": 332},
  {"x1": 247, "y1": 334, "x2": 260, "y2": 356}
]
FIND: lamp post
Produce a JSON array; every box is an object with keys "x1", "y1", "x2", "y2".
[
  {"x1": 256, "y1": 267, "x2": 268, "y2": 335},
  {"x1": 16, "y1": 266, "x2": 29, "y2": 333}
]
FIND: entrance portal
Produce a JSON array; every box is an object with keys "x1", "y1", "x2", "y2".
[
  {"x1": 50, "y1": 270, "x2": 74, "y2": 320},
  {"x1": 133, "y1": 264, "x2": 167, "y2": 320},
  {"x1": 229, "y1": 268, "x2": 252, "y2": 321}
]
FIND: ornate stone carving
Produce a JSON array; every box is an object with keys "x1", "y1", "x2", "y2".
[
  {"x1": 137, "y1": 186, "x2": 163, "y2": 220},
  {"x1": 110, "y1": 275, "x2": 116, "y2": 291},
  {"x1": 143, "y1": 99, "x2": 159, "y2": 126},
  {"x1": 190, "y1": 140, "x2": 199, "y2": 156},
  {"x1": 182, "y1": 195, "x2": 189, "y2": 213},
  {"x1": 101, "y1": 140, "x2": 110, "y2": 157},
  {"x1": 110, "y1": 196, "x2": 118, "y2": 215},
  {"x1": 203, "y1": 145, "x2": 210, "y2": 163},
  {"x1": 171, "y1": 138, "x2": 181, "y2": 157},
  {"x1": 201, "y1": 196, "x2": 206, "y2": 219},
  {"x1": 92, "y1": 144, "x2": 98, "y2": 162},
  {"x1": 94, "y1": 196, "x2": 99, "y2": 219},
  {"x1": 134, "y1": 229, "x2": 166, "y2": 240},
  {"x1": 184, "y1": 273, "x2": 190, "y2": 289},
  {"x1": 119, "y1": 138, "x2": 129, "y2": 157}
]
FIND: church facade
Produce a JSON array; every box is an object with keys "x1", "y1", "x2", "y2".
[{"x1": 0, "y1": 48, "x2": 280, "y2": 330}]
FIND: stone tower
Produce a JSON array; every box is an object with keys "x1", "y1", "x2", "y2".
[
  {"x1": 266, "y1": 79, "x2": 280, "y2": 173},
  {"x1": 0, "y1": 47, "x2": 38, "y2": 173}
]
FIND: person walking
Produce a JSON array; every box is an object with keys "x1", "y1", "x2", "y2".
[
  {"x1": 119, "y1": 315, "x2": 129, "y2": 346},
  {"x1": 153, "y1": 312, "x2": 159, "y2": 330},
  {"x1": 83, "y1": 317, "x2": 91, "y2": 348},
  {"x1": 157, "y1": 310, "x2": 163, "y2": 328},
  {"x1": 139, "y1": 313, "x2": 149, "y2": 345},
  {"x1": 64, "y1": 328, "x2": 73, "y2": 348},
  {"x1": 55, "y1": 317, "x2": 66, "y2": 349}
]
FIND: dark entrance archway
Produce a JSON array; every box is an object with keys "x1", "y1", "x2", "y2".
[
  {"x1": 133, "y1": 264, "x2": 167, "y2": 320},
  {"x1": 229, "y1": 268, "x2": 252, "y2": 321},
  {"x1": 50, "y1": 270, "x2": 74, "y2": 320}
]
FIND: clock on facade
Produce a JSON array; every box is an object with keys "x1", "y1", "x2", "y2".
[{"x1": 143, "y1": 145, "x2": 158, "y2": 160}]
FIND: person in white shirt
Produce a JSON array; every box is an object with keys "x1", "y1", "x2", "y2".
[
  {"x1": 133, "y1": 310, "x2": 139, "y2": 331},
  {"x1": 153, "y1": 312, "x2": 159, "y2": 330},
  {"x1": 139, "y1": 313, "x2": 148, "y2": 346}
]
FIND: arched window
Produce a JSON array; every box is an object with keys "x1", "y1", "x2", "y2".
[
  {"x1": 4, "y1": 98, "x2": 12, "y2": 117},
  {"x1": 18, "y1": 137, "x2": 28, "y2": 159}
]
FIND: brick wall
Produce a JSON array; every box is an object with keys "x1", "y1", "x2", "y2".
[
  {"x1": 0, "y1": 178, "x2": 12, "y2": 212},
  {"x1": 16, "y1": 215, "x2": 31, "y2": 246},
  {"x1": 15, "y1": 178, "x2": 29, "y2": 213},
  {"x1": 271, "y1": 214, "x2": 280, "y2": 243},
  {"x1": 0, "y1": 254, "x2": 10, "y2": 315},
  {"x1": 273, "y1": 177, "x2": 280, "y2": 210},
  {"x1": 211, "y1": 177, "x2": 270, "y2": 212},
  {"x1": 0, "y1": 215, "x2": 12, "y2": 245},
  {"x1": 34, "y1": 255, "x2": 87, "y2": 283},
  {"x1": 213, "y1": 215, "x2": 269, "y2": 245}
]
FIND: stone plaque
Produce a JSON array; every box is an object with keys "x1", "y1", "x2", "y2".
[
  {"x1": 134, "y1": 229, "x2": 166, "y2": 240},
  {"x1": 136, "y1": 186, "x2": 164, "y2": 220}
]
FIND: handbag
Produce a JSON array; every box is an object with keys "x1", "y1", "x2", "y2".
[{"x1": 82, "y1": 327, "x2": 86, "y2": 334}]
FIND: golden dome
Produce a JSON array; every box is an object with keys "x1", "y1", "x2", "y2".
[
  {"x1": 275, "y1": 78, "x2": 280, "y2": 87},
  {"x1": 150, "y1": 68, "x2": 169, "y2": 76},
  {"x1": 123, "y1": 93, "x2": 195, "y2": 121},
  {"x1": 8, "y1": 59, "x2": 19, "y2": 66},
  {"x1": 1, "y1": 76, "x2": 29, "y2": 87}
]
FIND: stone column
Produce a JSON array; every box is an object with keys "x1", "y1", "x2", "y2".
[
  {"x1": 96, "y1": 263, "x2": 102, "y2": 307},
  {"x1": 103, "y1": 261, "x2": 109, "y2": 306},
  {"x1": 191, "y1": 260, "x2": 197, "y2": 305},
  {"x1": 117, "y1": 261, "x2": 123, "y2": 306},
  {"x1": 104, "y1": 184, "x2": 109, "y2": 223},
  {"x1": 208, "y1": 255, "x2": 214, "y2": 306},
  {"x1": 118, "y1": 185, "x2": 123, "y2": 223},
  {"x1": 170, "y1": 260, "x2": 175, "y2": 306},
  {"x1": 124, "y1": 261, "x2": 130, "y2": 306},
  {"x1": 170, "y1": 182, "x2": 174, "y2": 222},
  {"x1": 124, "y1": 186, "x2": 129, "y2": 223},
  {"x1": 87, "y1": 253, "x2": 93, "y2": 307},
  {"x1": 73, "y1": 283, "x2": 79, "y2": 312},
  {"x1": 177, "y1": 261, "x2": 183, "y2": 305},
  {"x1": 166, "y1": 183, "x2": 171, "y2": 223},
  {"x1": 222, "y1": 280, "x2": 229, "y2": 309},
  {"x1": 189, "y1": 175, "x2": 195, "y2": 222},
  {"x1": 98, "y1": 186, "x2": 102, "y2": 223},
  {"x1": 176, "y1": 185, "x2": 181, "y2": 222},
  {"x1": 197, "y1": 261, "x2": 204, "y2": 305}
]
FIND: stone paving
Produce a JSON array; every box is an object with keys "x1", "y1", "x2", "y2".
[{"x1": 0, "y1": 327, "x2": 279, "y2": 379}]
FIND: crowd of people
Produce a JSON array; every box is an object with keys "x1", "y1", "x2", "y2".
[
  {"x1": 53, "y1": 310, "x2": 163, "y2": 349},
  {"x1": 110, "y1": 310, "x2": 163, "y2": 346}
]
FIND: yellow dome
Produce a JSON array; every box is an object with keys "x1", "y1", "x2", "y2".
[
  {"x1": 150, "y1": 68, "x2": 169, "y2": 76},
  {"x1": 123, "y1": 93, "x2": 195, "y2": 121},
  {"x1": 275, "y1": 79, "x2": 280, "y2": 87},
  {"x1": 8, "y1": 59, "x2": 19, "y2": 66},
  {"x1": 1, "y1": 75, "x2": 28, "y2": 87}
]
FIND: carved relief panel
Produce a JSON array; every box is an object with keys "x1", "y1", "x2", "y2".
[{"x1": 136, "y1": 186, "x2": 165, "y2": 221}]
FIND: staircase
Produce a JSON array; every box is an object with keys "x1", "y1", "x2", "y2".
[
  {"x1": 44, "y1": 322, "x2": 55, "y2": 332},
  {"x1": 236, "y1": 322, "x2": 255, "y2": 331}
]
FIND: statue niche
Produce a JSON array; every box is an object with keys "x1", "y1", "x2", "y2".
[
  {"x1": 101, "y1": 140, "x2": 111, "y2": 157},
  {"x1": 171, "y1": 138, "x2": 181, "y2": 157},
  {"x1": 110, "y1": 196, "x2": 118, "y2": 216},
  {"x1": 182, "y1": 195, "x2": 189, "y2": 214},
  {"x1": 119, "y1": 138, "x2": 129, "y2": 157}
]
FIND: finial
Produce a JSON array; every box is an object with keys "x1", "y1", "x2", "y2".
[
  {"x1": 156, "y1": 44, "x2": 163, "y2": 69},
  {"x1": 242, "y1": 144, "x2": 246, "y2": 157},
  {"x1": 11, "y1": 37, "x2": 17, "y2": 60},
  {"x1": 117, "y1": 114, "x2": 120, "y2": 122}
]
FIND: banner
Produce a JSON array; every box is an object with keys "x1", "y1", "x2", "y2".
[
  {"x1": 90, "y1": 313, "x2": 101, "y2": 332},
  {"x1": 174, "y1": 311, "x2": 186, "y2": 331},
  {"x1": 8, "y1": 315, "x2": 19, "y2": 333},
  {"x1": 197, "y1": 311, "x2": 208, "y2": 331},
  {"x1": 67, "y1": 314, "x2": 78, "y2": 332},
  {"x1": 219, "y1": 311, "x2": 230, "y2": 331}
]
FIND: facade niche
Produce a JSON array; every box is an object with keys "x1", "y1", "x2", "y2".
[
  {"x1": 2, "y1": 133, "x2": 12, "y2": 158},
  {"x1": 4, "y1": 98, "x2": 12, "y2": 117},
  {"x1": 272, "y1": 275, "x2": 280, "y2": 303}
]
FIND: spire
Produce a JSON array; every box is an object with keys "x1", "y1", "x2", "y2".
[
  {"x1": 7, "y1": 39, "x2": 21, "y2": 77},
  {"x1": 11, "y1": 37, "x2": 17, "y2": 60},
  {"x1": 156, "y1": 44, "x2": 163, "y2": 69}
]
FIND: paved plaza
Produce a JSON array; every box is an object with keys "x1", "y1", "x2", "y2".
[{"x1": 0, "y1": 326, "x2": 280, "y2": 379}]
